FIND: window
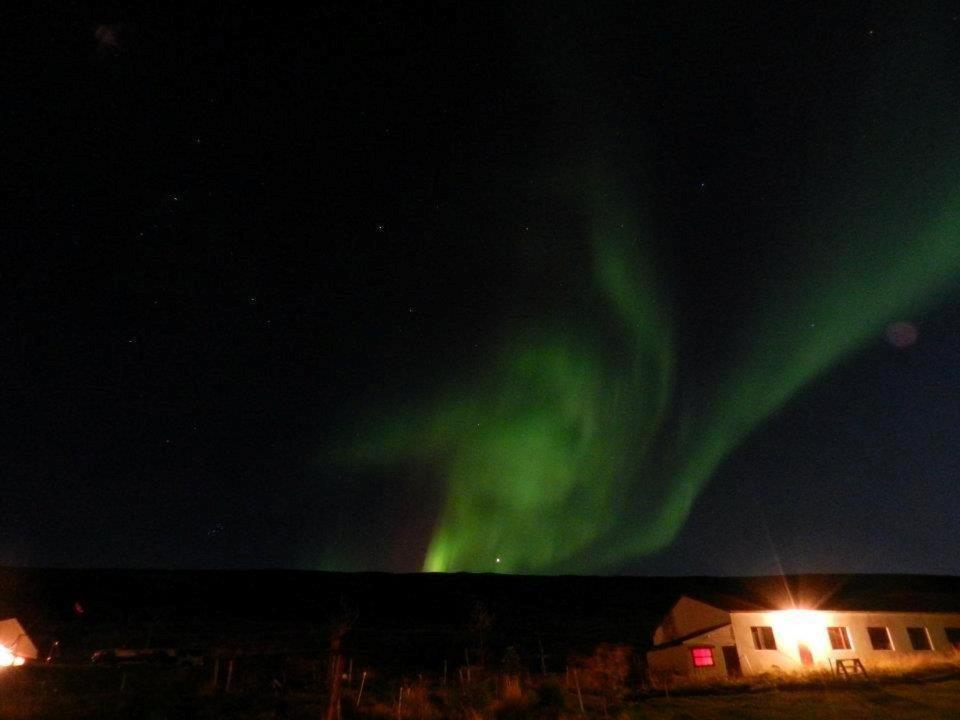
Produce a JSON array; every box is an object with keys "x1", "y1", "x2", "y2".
[
  {"x1": 946, "y1": 628, "x2": 960, "y2": 650},
  {"x1": 827, "y1": 626, "x2": 852, "y2": 650},
  {"x1": 690, "y1": 646, "x2": 714, "y2": 667},
  {"x1": 867, "y1": 627, "x2": 892, "y2": 650},
  {"x1": 751, "y1": 626, "x2": 777, "y2": 650},
  {"x1": 907, "y1": 627, "x2": 932, "y2": 651}
]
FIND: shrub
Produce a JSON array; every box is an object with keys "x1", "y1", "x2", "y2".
[
  {"x1": 570, "y1": 643, "x2": 634, "y2": 715},
  {"x1": 534, "y1": 679, "x2": 565, "y2": 718}
]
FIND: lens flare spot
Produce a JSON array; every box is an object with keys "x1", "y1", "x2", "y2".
[{"x1": 885, "y1": 321, "x2": 919, "y2": 348}]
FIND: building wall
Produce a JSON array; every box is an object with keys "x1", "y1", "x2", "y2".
[
  {"x1": 646, "y1": 645, "x2": 693, "y2": 681},
  {"x1": 647, "y1": 624, "x2": 736, "y2": 683},
  {"x1": 653, "y1": 596, "x2": 731, "y2": 645},
  {"x1": 0, "y1": 618, "x2": 37, "y2": 660},
  {"x1": 729, "y1": 610, "x2": 960, "y2": 675}
]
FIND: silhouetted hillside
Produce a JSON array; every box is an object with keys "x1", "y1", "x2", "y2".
[{"x1": 2, "y1": 568, "x2": 960, "y2": 671}]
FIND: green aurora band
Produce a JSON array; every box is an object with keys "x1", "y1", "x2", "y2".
[
  {"x1": 342, "y1": 180, "x2": 960, "y2": 574},
  {"x1": 338, "y1": 7, "x2": 960, "y2": 573}
]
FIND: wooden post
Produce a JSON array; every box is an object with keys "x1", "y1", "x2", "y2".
[
  {"x1": 326, "y1": 654, "x2": 342, "y2": 720},
  {"x1": 326, "y1": 610, "x2": 354, "y2": 720},
  {"x1": 212, "y1": 656, "x2": 220, "y2": 690},
  {"x1": 356, "y1": 670, "x2": 367, "y2": 708},
  {"x1": 573, "y1": 669, "x2": 584, "y2": 715},
  {"x1": 397, "y1": 685, "x2": 403, "y2": 720},
  {"x1": 539, "y1": 639, "x2": 546, "y2": 675},
  {"x1": 442, "y1": 660, "x2": 447, "y2": 688},
  {"x1": 348, "y1": 658, "x2": 353, "y2": 685},
  {"x1": 225, "y1": 657, "x2": 235, "y2": 694}
]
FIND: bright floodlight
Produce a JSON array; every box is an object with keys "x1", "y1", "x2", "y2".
[{"x1": 773, "y1": 609, "x2": 831, "y2": 661}]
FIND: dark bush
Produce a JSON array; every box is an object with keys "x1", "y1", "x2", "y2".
[{"x1": 535, "y1": 679, "x2": 565, "y2": 717}]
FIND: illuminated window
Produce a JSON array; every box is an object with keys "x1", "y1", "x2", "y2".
[
  {"x1": 827, "y1": 626, "x2": 852, "y2": 650},
  {"x1": 690, "y1": 646, "x2": 714, "y2": 667},
  {"x1": 945, "y1": 628, "x2": 960, "y2": 650},
  {"x1": 867, "y1": 627, "x2": 892, "y2": 650},
  {"x1": 751, "y1": 626, "x2": 777, "y2": 650},
  {"x1": 907, "y1": 627, "x2": 932, "y2": 651}
]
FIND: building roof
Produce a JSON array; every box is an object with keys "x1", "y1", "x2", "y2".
[{"x1": 650, "y1": 622, "x2": 732, "y2": 650}]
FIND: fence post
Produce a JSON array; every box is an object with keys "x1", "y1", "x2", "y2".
[
  {"x1": 356, "y1": 670, "x2": 367, "y2": 708},
  {"x1": 574, "y1": 669, "x2": 584, "y2": 714}
]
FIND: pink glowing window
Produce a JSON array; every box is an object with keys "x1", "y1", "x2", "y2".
[{"x1": 690, "y1": 646, "x2": 714, "y2": 667}]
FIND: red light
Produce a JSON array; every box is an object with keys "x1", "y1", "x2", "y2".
[{"x1": 690, "y1": 647, "x2": 714, "y2": 667}]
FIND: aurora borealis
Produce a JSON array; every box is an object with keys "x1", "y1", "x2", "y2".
[
  {"x1": 8, "y1": 2, "x2": 960, "y2": 573},
  {"x1": 344, "y1": 176, "x2": 960, "y2": 573},
  {"x1": 339, "y1": 5, "x2": 960, "y2": 574}
]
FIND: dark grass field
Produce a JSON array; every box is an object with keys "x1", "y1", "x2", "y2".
[{"x1": 3, "y1": 663, "x2": 960, "y2": 719}]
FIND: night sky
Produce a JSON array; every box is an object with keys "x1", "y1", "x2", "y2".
[{"x1": 5, "y1": 2, "x2": 960, "y2": 575}]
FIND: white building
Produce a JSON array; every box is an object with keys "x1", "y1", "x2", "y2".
[
  {"x1": 647, "y1": 590, "x2": 960, "y2": 681},
  {"x1": 0, "y1": 618, "x2": 37, "y2": 666}
]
